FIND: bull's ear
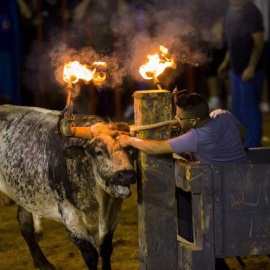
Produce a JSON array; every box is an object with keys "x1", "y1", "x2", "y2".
[
  {"x1": 63, "y1": 146, "x2": 87, "y2": 160},
  {"x1": 111, "y1": 122, "x2": 130, "y2": 133}
]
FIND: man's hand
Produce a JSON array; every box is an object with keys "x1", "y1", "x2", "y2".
[
  {"x1": 242, "y1": 66, "x2": 255, "y2": 82},
  {"x1": 217, "y1": 51, "x2": 230, "y2": 79},
  {"x1": 217, "y1": 62, "x2": 229, "y2": 79},
  {"x1": 210, "y1": 109, "x2": 225, "y2": 118},
  {"x1": 116, "y1": 134, "x2": 133, "y2": 147}
]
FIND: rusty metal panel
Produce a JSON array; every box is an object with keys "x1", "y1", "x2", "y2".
[
  {"x1": 175, "y1": 161, "x2": 211, "y2": 193},
  {"x1": 192, "y1": 194, "x2": 203, "y2": 248},
  {"x1": 178, "y1": 242, "x2": 203, "y2": 270},
  {"x1": 223, "y1": 210, "x2": 270, "y2": 256},
  {"x1": 223, "y1": 164, "x2": 270, "y2": 212},
  {"x1": 212, "y1": 166, "x2": 223, "y2": 257},
  {"x1": 222, "y1": 164, "x2": 270, "y2": 256}
]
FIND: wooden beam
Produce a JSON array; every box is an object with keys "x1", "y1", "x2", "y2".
[{"x1": 134, "y1": 90, "x2": 178, "y2": 270}]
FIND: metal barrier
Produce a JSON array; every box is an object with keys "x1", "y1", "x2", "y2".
[
  {"x1": 176, "y1": 147, "x2": 270, "y2": 269},
  {"x1": 137, "y1": 147, "x2": 270, "y2": 269}
]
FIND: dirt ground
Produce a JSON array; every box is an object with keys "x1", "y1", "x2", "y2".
[
  {"x1": 0, "y1": 115, "x2": 270, "y2": 270},
  {"x1": 0, "y1": 184, "x2": 139, "y2": 270}
]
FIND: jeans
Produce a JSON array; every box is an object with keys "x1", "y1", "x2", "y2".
[{"x1": 230, "y1": 70, "x2": 265, "y2": 148}]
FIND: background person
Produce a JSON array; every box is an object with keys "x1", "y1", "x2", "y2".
[{"x1": 218, "y1": 0, "x2": 265, "y2": 148}]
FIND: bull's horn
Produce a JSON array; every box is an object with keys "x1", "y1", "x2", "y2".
[
  {"x1": 60, "y1": 117, "x2": 92, "y2": 139},
  {"x1": 60, "y1": 114, "x2": 76, "y2": 137}
]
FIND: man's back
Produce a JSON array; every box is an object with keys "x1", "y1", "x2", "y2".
[{"x1": 169, "y1": 110, "x2": 250, "y2": 165}]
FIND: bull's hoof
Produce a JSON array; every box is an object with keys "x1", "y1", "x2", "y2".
[{"x1": 35, "y1": 231, "x2": 43, "y2": 242}]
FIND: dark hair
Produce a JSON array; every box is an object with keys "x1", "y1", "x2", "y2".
[{"x1": 174, "y1": 92, "x2": 209, "y2": 120}]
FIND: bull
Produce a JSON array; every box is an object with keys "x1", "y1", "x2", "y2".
[{"x1": 0, "y1": 105, "x2": 136, "y2": 270}]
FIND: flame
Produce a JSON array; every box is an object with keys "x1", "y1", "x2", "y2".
[
  {"x1": 139, "y1": 45, "x2": 176, "y2": 80},
  {"x1": 93, "y1": 62, "x2": 107, "y2": 86},
  {"x1": 93, "y1": 61, "x2": 107, "y2": 67},
  {"x1": 63, "y1": 61, "x2": 95, "y2": 84},
  {"x1": 63, "y1": 60, "x2": 108, "y2": 87}
]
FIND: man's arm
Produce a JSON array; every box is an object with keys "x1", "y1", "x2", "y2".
[
  {"x1": 117, "y1": 135, "x2": 174, "y2": 155},
  {"x1": 242, "y1": 31, "x2": 264, "y2": 82}
]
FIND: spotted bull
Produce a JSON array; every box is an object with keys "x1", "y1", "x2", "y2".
[{"x1": 0, "y1": 105, "x2": 136, "y2": 270}]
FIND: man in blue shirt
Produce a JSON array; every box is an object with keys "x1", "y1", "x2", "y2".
[
  {"x1": 218, "y1": 0, "x2": 265, "y2": 148},
  {"x1": 117, "y1": 92, "x2": 249, "y2": 165}
]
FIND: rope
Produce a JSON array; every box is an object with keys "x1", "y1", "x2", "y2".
[{"x1": 130, "y1": 119, "x2": 178, "y2": 133}]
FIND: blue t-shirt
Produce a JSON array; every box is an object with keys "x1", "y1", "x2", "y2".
[
  {"x1": 225, "y1": 3, "x2": 264, "y2": 73},
  {"x1": 169, "y1": 110, "x2": 250, "y2": 165}
]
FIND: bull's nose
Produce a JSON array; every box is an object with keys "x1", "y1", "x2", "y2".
[{"x1": 113, "y1": 170, "x2": 136, "y2": 185}]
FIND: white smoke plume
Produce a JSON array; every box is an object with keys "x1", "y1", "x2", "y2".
[{"x1": 23, "y1": 0, "x2": 229, "y2": 98}]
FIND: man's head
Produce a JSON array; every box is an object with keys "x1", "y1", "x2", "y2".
[{"x1": 174, "y1": 92, "x2": 209, "y2": 132}]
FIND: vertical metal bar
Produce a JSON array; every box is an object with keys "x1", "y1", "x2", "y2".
[
  {"x1": 114, "y1": 90, "x2": 122, "y2": 121},
  {"x1": 37, "y1": 0, "x2": 44, "y2": 107},
  {"x1": 113, "y1": 0, "x2": 122, "y2": 120},
  {"x1": 61, "y1": 0, "x2": 67, "y2": 43}
]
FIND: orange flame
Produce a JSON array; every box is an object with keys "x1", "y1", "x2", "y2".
[
  {"x1": 63, "y1": 61, "x2": 95, "y2": 84},
  {"x1": 63, "y1": 61, "x2": 107, "y2": 86},
  {"x1": 93, "y1": 62, "x2": 107, "y2": 86},
  {"x1": 139, "y1": 45, "x2": 176, "y2": 80}
]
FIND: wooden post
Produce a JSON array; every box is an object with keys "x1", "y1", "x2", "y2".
[{"x1": 134, "y1": 90, "x2": 178, "y2": 270}]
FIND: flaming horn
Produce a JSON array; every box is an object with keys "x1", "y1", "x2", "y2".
[
  {"x1": 60, "y1": 60, "x2": 107, "y2": 138},
  {"x1": 139, "y1": 45, "x2": 176, "y2": 90}
]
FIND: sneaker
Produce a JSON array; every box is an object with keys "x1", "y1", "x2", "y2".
[{"x1": 260, "y1": 102, "x2": 270, "y2": 113}]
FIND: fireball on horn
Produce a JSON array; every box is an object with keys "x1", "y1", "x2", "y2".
[
  {"x1": 139, "y1": 45, "x2": 176, "y2": 90},
  {"x1": 61, "y1": 60, "x2": 108, "y2": 138},
  {"x1": 63, "y1": 60, "x2": 96, "y2": 84}
]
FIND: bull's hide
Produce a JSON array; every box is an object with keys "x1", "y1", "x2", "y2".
[{"x1": 0, "y1": 105, "x2": 136, "y2": 270}]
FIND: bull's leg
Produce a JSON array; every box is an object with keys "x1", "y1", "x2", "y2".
[
  {"x1": 60, "y1": 205, "x2": 99, "y2": 270},
  {"x1": 99, "y1": 232, "x2": 113, "y2": 270},
  {"x1": 69, "y1": 232, "x2": 98, "y2": 270},
  {"x1": 17, "y1": 205, "x2": 54, "y2": 270}
]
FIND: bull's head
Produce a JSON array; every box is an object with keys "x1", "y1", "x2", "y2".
[{"x1": 60, "y1": 117, "x2": 136, "y2": 199}]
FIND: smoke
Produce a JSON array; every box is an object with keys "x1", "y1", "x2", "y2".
[
  {"x1": 109, "y1": 0, "x2": 229, "y2": 86},
  {"x1": 23, "y1": 0, "x2": 229, "y2": 100}
]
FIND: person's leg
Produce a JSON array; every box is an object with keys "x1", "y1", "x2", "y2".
[
  {"x1": 207, "y1": 76, "x2": 221, "y2": 111},
  {"x1": 230, "y1": 72, "x2": 243, "y2": 123},
  {"x1": 241, "y1": 70, "x2": 265, "y2": 147}
]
